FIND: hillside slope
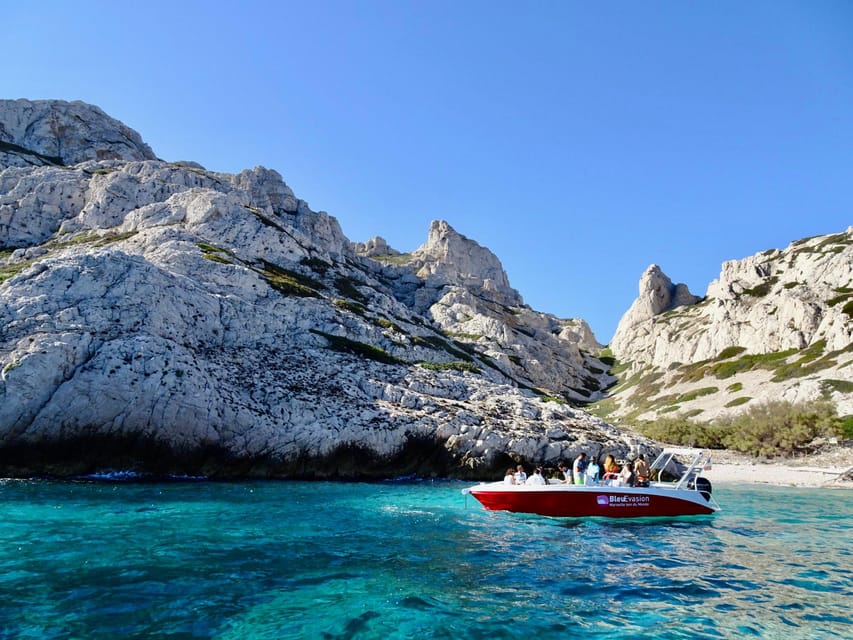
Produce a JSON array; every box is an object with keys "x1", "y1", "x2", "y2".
[
  {"x1": 604, "y1": 231, "x2": 852, "y2": 423},
  {"x1": 0, "y1": 99, "x2": 627, "y2": 478}
]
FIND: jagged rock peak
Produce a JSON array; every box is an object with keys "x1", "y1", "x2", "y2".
[
  {"x1": 0, "y1": 99, "x2": 156, "y2": 168},
  {"x1": 606, "y1": 228, "x2": 852, "y2": 422},
  {"x1": 612, "y1": 264, "x2": 700, "y2": 336},
  {"x1": 410, "y1": 220, "x2": 522, "y2": 306},
  {"x1": 352, "y1": 236, "x2": 400, "y2": 257}
]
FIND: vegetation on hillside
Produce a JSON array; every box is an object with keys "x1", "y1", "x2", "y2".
[{"x1": 637, "y1": 399, "x2": 846, "y2": 458}]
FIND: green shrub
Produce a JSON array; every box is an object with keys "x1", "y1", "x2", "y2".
[
  {"x1": 826, "y1": 292, "x2": 852, "y2": 307},
  {"x1": 840, "y1": 415, "x2": 853, "y2": 439},
  {"x1": 718, "y1": 346, "x2": 747, "y2": 359},
  {"x1": 724, "y1": 397, "x2": 751, "y2": 408},
  {"x1": 418, "y1": 361, "x2": 481, "y2": 374},
  {"x1": 333, "y1": 299, "x2": 366, "y2": 316},
  {"x1": 717, "y1": 399, "x2": 841, "y2": 457},
  {"x1": 0, "y1": 259, "x2": 33, "y2": 284},
  {"x1": 310, "y1": 330, "x2": 404, "y2": 365},
  {"x1": 638, "y1": 416, "x2": 730, "y2": 449},
  {"x1": 821, "y1": 379, "x2": 853, "y2": 395},
  {"x1": 257, "y1": 260, "x2": 323, "y2": 298},
  {"x1": 741, "y1": 276, "x2": 779, "y2": 297},
  {"x1": 676, "y1": 386, "x2": 718, "y2": 402},
  {"x1": 376, "y1": 318, "x2": 405, "y2": 333}
]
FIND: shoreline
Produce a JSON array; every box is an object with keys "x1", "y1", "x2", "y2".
[{"x1": 703, "y1": 448, "x2": 853, "y2": 488}]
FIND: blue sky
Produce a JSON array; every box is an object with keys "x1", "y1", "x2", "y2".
[{"x1": 4, "y1": 1, "x2": 852, "y2": 342}]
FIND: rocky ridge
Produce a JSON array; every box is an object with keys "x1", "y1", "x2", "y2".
[
  {"x1": 607, "y1": 232, "x2": 852, "y2": 422},
  {"x1": 0, "y1": 99, "x2": 626, "y2": 478}
]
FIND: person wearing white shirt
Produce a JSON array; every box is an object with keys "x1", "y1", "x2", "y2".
[
  {"x1": 526, "y1": 467, "x2": 546, "y2": 485},
  {"x1": 572, "y1": 453, "x2": 587, "y2": 485}
]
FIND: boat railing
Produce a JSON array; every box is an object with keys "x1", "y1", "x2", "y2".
[{"x1": 649, "y1": 448, "x2": 712, "y2": 490}]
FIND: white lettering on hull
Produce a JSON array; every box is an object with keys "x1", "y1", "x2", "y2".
[{"x1": 596, "y1": 494, "x2": 651, "y2": 508}]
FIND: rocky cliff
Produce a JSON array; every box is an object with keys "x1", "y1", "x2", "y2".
[
  {"x1": 607, "y1": 232, "x2": 852, "y2": 422},
  {"x1": 0, "y1": 99, "x2": 626, "y2": 478}
]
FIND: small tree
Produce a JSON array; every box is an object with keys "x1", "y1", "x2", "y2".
[{"x1": 718, "y1": 399, "x2": 841, "y2": 457}]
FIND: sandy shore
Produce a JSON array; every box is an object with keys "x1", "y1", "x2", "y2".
[{"x1": 703, "y1": 448, "x2": 853, "y2": 488}]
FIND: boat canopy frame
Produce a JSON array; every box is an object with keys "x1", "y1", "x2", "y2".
[{"x1": 649, "y1": 447, "x2": 721, "y2": 510}]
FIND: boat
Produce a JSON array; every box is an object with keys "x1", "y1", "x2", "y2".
[{"x1": 463, "y1": 448, "x2": 720, "y2": 518}]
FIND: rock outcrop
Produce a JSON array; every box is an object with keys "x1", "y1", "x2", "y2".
[
  {"x1": 0, "y1": 99, "x2": 156, "y2": 167},
  {"x1": 0, "y1": 99, "x2": 629, "y2": 479},
  {"x1": 354, "y1": 220, "x2": 608, "y2": 404},
  {"x1": 611, "y1": 265, "x2": 701, "y2": 348},
  {"x1": 608, "y1": 231, "x2": 853, "y2": 421}
]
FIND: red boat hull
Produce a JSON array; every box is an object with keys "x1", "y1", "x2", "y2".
[{"x1": 468, "y1": 485, "x2": 716, "y2": 518}]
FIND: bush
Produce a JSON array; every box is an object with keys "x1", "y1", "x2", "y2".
[
  {"x1": 841, "y1": 415, "x2": 853, "y2": 440},
  {"x1": 638, "y1": 416, "x2": 731, "y2": 449},
  {"x1": 418, "y1": 361, "x2": 481, "y2": 374},
  {"x1": 638, "y1": 399, "x2": 844, "y2": 457},
  {"x1": 718, "y1": 346, "x2": 747, "y2": 359},
  {"x1": 717, "y1": 399, "x2": 842, "y2": 457}
]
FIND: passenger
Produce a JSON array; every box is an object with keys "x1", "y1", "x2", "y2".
[
  {"x1": 634, "y1": 454, "x2": 650, "y2": 487},
  {"x1": 526, "y1": 466, "x2": 546, "y2": 485},
  {"x1": 558, "y1": 462, "x2": 573, "y2": 484},
  {"x1": 504, "y1": 468, "x2": 516, "y2": 485},
  {"x1": 514, "y1": 465, "x2": 528, "y2": 484},
  {"x1": 586, "y1": 459, "x2": 600, "y2": 485},
  {"x1": 572, "y1": 453, "x2": 587, "y2": 485},
  {"x1": 602, "y1": 454, "x2": 621, "y2": 484},
  {"x1": 619, "y1": 463, "x2": 634, "y2": 487},
  {"x1": 603, "y1": 454, "x2": 620, "y2": 475}
]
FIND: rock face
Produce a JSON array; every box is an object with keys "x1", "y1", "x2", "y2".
[
  {"x1": 609, "y1": 232, "x2": 853, "y2": 421},
  {"x1": 611, "y1": 265, "x2": 701, "y2": 344},
  {"x1": 0, "y1": 99, "x2": 156, "y2": 167},
  {"x1": 354, "y1": 220, "x2": 608, "y2": 404},
  {"x1": 0, "y1": 99, "x2": 629, "y2": 479}
]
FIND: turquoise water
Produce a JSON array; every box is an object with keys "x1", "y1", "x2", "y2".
[{"x1": 0, "y1": 480, "x2": 850, "y2": 640}]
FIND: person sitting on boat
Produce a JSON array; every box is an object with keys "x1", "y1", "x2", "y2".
[
  {"x1": 572, "y1": 453, "x2": 587, "y2": 485},
  {"x1": 602, "y1": 454, "x2": 621, "y2": 484},
  {"x1": 633, "y1": 454, "x2": 650, "y2": 487},
  {"x1": 504, "y1": 468, "x2": 516, "y2": 485},
  {"x1": 586, "y1": 459, "x2": 600, "y2": 485},
  {"x1": 603, "y1": 454, "x2": 620, "y2": 476},
  {"x1": 526, "y1": 467, "x2": 547, "y2": 485},
  {"x1": 619, "y1": 463, "x2": 634, "y2": 487},
  {"x1": 558, "y1": 462, "x2": 573, "y2": 484},
  {"x1": 514, "y1": 465, "x2": 527, "y2": 484}
]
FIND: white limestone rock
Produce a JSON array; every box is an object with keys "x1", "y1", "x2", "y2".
[
  {"x1": 357, "y1": 220, "x2": 611, "y2": 403},
  {"x1": 611, "y1": 264, "x2": 701, "y2": 350},
  {"x1": 609, "y1": 229, "x2": 853, "y2": 421},
  {"x1": 0, "y1": 100, "x2": 626, "y2": 478},
  {"x1": 352, "y1": 236, "x2": 400, "y2": 257},
  {"x1": 0, "y1": 99, "x2": 155, "y2": 167},
  {"x1": 409, "y1": 220, "x2": 522, "y2": 307}
]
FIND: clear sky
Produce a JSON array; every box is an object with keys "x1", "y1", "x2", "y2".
[{"x1": 4, "y1": 1, "x2": 852, "y2": 342}]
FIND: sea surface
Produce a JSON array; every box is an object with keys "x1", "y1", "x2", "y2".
[{"x1": 0, "y1": 478, "x2": 850, "y2": 640}]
